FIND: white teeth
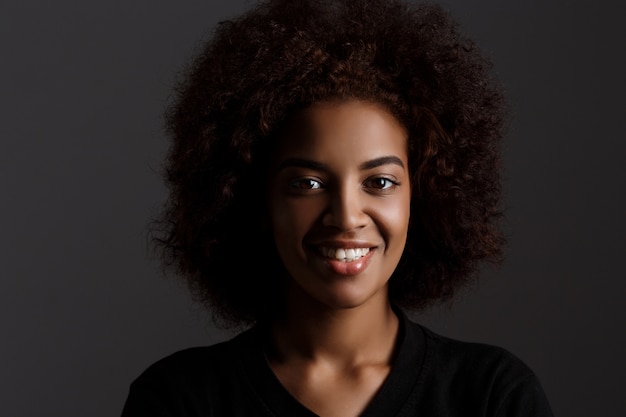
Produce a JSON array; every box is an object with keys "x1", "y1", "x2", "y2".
[{"x1": 321, "y1": 247, "x2": 370, "y2": 262}]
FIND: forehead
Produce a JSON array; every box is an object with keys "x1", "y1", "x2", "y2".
[{"x1": 273, "y1": 100, "x2": 408, "y2": 164}]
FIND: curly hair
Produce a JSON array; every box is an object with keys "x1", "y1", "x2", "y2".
[{"x1": 154, "y1": 0, "x2": 507, "y2": 327}]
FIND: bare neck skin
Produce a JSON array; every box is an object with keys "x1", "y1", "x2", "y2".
[
  {"x1": 269, "y1": 282, "x2": 399, "y2": 365},
  {"x1": 266, "y1": 282, "x2": 399, "y2": 417}
]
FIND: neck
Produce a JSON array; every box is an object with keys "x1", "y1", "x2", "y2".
[{"x1": 268, "y1": 284, "x2": 399, "y2": 366}]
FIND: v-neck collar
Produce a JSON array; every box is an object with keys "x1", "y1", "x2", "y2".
[{"x1": 238, "y1": 310, "x2": 425, "y2": 416}]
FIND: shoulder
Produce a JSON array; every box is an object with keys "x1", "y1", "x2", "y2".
[
  {"x1": 137, "y1": 339, "x2": 236, "y2": 378},
  {"x1": 121, "y1": 329, "x2": 258, "y2": 416},
  {"x1": 420, "y1": 324, "x2": 534, "y2": 383},
  {"x1": 407, "y1": 321, "x2": 553, "y2": 416},
  {"x1": 131, "y1": 328, "x2": 256, "y2": 389}
]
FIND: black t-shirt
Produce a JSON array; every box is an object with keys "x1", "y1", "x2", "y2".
[{"x1": 121, "y1": 314, "x2": 553, "y2": 416}]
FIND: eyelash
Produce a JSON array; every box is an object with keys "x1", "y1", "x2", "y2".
[
  {"x1": 288, "y1": 176, "x2": 399, "y2": 193},
  {"x1": 289, "y1": 178, "x2": 323, "y2": 190},
  {"x1": 364, "y1": 177, "x2": 398, "y2": 190}
]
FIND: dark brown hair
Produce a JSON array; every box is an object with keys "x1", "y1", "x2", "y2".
[{"x1": 154, "y1": 0, "x2": 507, "y2": 327}]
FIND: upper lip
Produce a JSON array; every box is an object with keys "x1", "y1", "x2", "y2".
[{"x1": 308, "y1": 240, "x2": 377, "y2": 249}]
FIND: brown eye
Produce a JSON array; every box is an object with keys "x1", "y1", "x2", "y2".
[
  {"x1": 366, "y1": 177, "x2": 397, "y2": 190},
  {"x1": 290, "y1": 178, "x2": 323, "y2": 190}
]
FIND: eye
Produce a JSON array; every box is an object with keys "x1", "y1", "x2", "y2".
[
  {"x1": 365, "y1": 177, "x2": 398, "y2": 190},
  {"x1": 289, "y1": 177, "x2": 323, "y2": 190}
]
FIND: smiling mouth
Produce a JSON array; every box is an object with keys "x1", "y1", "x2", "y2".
[{"x1": 319, "y1": 247, "x2": 371, "y2": 262}]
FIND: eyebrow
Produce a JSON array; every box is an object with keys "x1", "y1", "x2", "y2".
[
  {"x1": 277, "y1": 155, "x2": 405, "y2": 172},
  {"x1": 359, "y1": 156, "x2": 405, "y2": 170}
]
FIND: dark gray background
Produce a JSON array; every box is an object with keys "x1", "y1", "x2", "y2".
[{"x1": 2, "y1": 0, "x2": 624, "y2": 416}]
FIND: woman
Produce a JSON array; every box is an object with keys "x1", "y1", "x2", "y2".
[{"x1": 122, "y1": 0, "x2": 553, "y2": 415}]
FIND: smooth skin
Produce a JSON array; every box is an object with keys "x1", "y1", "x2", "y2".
[{"x1": 267, "y1": 100, "x2": 412, "y2": 417}]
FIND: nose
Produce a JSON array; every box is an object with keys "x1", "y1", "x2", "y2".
[{"x1": 322, "y1": 184, "x2": 368, "y2": 231}]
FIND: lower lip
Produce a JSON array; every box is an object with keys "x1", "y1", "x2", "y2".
[{"x1": 320, "y1": 249, "x2": 375, "y2": 276}]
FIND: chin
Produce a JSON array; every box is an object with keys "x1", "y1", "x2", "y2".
[{"x1": 306, "y1": 279, "x2": 389, "y2": 311}]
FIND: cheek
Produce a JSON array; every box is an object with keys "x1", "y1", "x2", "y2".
[
  {"x1": 373, "y1": 193, "x2": 411, "y2": 246},
  {"x1": 270, "y1": 197, "x2": 322, "y2": 247}
]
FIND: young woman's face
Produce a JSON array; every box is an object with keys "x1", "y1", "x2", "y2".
[{"x1": 267, "y1": 100, "x2": 411, "y2": 310}]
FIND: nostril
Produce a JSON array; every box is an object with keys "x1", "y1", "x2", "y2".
[{"x1": 321, "y1": 196, "x2": 368, "y2": 231}]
